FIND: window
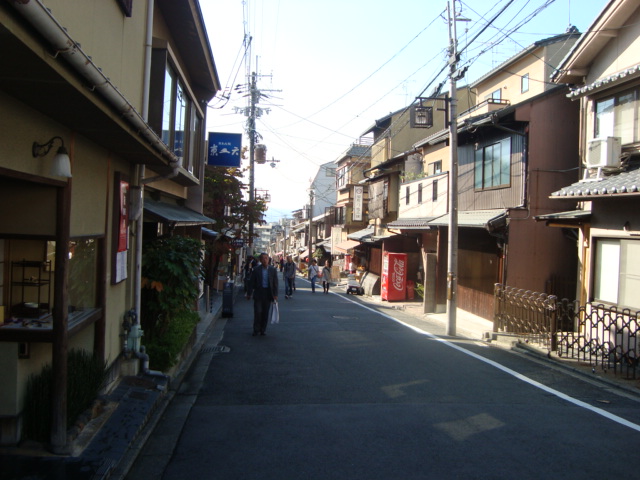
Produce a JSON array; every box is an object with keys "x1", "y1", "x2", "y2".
[
  {"x1": 595, "y1": 87, "x2": 640, "y2": 145},
  {"x1": 405, "y1": 186, "x2": 410, "y2": 205},
  {"x1": 155, "y1": 60, "x2": 203, "y2": 175},
  {"x1": 485, "y1": 89, "x2": 501, "y2": 101},
  {"x1": 337, "y1": 167, "x2": 347, "y2": 189},
  {"x1": 521, "y1": 74, "x2": 529, "y2": 93},
  {"x1": 432, "y1": 179, "x2": 438, "y2": 202},
  {"x1": 594, "y1": 238, "x2": 640, "y2": 309},
  {"x1": 417, "y1": 183, "x2": 423, "y2": 204},
  {"x1": 474, "y1": 138, "x2": 511, "y2": 189},
  {"x1": 429, "y1": 160, "x2": 442, "y2": 175}
]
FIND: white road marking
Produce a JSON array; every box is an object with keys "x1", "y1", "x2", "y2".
[{"x1": 342, "y1": 295, "x2": 640, "y2": 433}]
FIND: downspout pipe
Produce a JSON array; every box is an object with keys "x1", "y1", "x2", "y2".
[
  {"x1": 131, "y1": 0, "x2": 155, "y2": 365},
  {"x1": 8, "y1": 0, "x2": 180, "y2": 169}
]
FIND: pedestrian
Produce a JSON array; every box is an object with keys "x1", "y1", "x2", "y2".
[
  {"x1": 243, "y1": 255, "x2": 254, "y2": 293},
  {"x1": 283, "y1": 255, "x2": 301, "y2": 299},
  {"x1": 321, "y1": 259, "x2": 333, "y2": 294},
  {"x1": 308, "y1": 258, "x2": 319, "y2": 293},
  {"x1": 246, "y1": 252, "x2": 279, "y2": 336}
]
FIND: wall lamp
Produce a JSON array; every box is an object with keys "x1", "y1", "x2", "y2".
[{"x1": 32, "y1": 136, "x2": 72, "y2": 178}]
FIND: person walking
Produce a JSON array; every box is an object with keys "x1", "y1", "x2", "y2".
[
  {"x1": 321, "y1": 259, "x2": 333, "y2": 294},
  {"x1": 308, "y1": 258, "x2": 319, "y2": 293},
  {"x1": 282, "y1": 255, "x2": 300, "y2": 299},
  {"x1": 246, "y1": 253, "x2": 279, "y2": 336}
]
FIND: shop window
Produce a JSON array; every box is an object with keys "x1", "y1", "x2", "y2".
[
  {"x1": 595, "y1": 87, "x2": 640, "y2": 145},
  {"x1": 47, "y1": 239, "x2": 99, "y2": 310},
  {"x1": 594, "y1": 238, "x2": 640, "y2": 309},
  {"x1": 474, "y1": 138, "x2": 511, "y2": 189}
]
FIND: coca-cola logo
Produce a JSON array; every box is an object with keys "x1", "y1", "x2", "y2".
[{"x1": 391, "y1": 258, "x2": 405, "y2": 291}]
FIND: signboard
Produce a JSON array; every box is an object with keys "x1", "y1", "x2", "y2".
[
  {"x1": 207, "y1": 132, "x2": 242, "y2": 167},
  {"x1": 112, "y1": 173, "x2": 129, "y2": 284},
  {"x1": 353, "y1": 186, "x2": 364, "y2": 221}
]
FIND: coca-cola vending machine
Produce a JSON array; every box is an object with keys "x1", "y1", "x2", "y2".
[{"x1": 381, "y1": 252, "x2": 407, "y2": 301}]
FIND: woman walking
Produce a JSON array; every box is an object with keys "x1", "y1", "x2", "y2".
[
  {"x1": 308, "y1": 259, "x2": 319, "y2": 293},
  {"x1": 321, "y1": 259, "x2": 333, "y2": 294}
]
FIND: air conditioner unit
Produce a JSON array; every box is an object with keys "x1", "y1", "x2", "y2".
[{"x1": 586, "y1": 137, "x2": 621, "y2": 169}]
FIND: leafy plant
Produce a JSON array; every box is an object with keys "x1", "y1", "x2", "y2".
[
  {"x1": 414, "y1": 283, "x2": 425, "y2": 299},
  {"x1": 141, "y1": 236, "x2": 204, "y2": 336},
  {"x1": 144, "y1": 310, "x2": 200, "y2": 372},
  {"x1": 23, "y1": 349, "x2": 107, "y2": 443}
]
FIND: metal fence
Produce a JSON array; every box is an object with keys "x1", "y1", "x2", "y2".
[{"x1": 494, "y1": 284, "x2": 640, "y2": 379}]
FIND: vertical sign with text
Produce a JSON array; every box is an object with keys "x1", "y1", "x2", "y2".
[{"x1": 353, "y1": 185, "x2": 364, "y2": 221}]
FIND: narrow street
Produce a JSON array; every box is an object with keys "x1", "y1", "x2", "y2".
[{"x1": 127, "y1": 280, "x2": 640, "y2": 480}]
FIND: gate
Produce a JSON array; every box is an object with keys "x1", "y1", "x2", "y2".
[{"x1": 494, "y1": 284, "x2": 640, "y2": 379}]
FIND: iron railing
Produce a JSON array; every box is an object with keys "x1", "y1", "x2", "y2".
[{"x1": 494, "y1": 284, "x2": 640, "y2": 378}]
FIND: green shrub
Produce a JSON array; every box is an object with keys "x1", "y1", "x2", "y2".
[
  {"x1": 414, "y1": 283, "x2": 425, "y2": 299},
  {"x1": 23, "y1": 349, "x2": 107, "y2": 443},
  {"x1": 141, "y1": 236, "x2": 204, "y2": 337},
  {"x1": 144, "y1": 310, "x2": 200, "y2": 372}
]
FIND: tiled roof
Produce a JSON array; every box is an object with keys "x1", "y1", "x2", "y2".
[{"x1": 551, "y1": 164, "x2": 640, "y2": 198}]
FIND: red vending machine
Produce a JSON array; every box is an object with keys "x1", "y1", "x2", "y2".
[{"x1": 381, "y1": 252, "x2": 407, "y2": 301}]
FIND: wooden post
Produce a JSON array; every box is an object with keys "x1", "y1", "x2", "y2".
[{"x1": 51, "y1": 182, "x2": 71, "y2": 453}]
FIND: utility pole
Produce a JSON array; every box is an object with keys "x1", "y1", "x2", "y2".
[
  {"x1": 446, "y1": 0, "x2": 460, "y2": 336},
  {"x1": 248, "y1": 71, "x2": 257, "y2": 249},
  {"x1": 307, "y1": 189, "x2": 314, "y2": 264}
]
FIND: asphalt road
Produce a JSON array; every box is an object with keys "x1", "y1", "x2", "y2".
[{"x1": 127, "y1": 280, "x2": 640, "y2": 480}]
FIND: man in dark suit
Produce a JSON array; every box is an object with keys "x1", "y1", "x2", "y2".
[{"x1": 246, "y1": 252, "x2": 279, "y2": 336}]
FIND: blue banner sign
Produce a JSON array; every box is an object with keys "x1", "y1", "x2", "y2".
[{"x1": 207, "y1": 132, "x2": 242, "y2": 167}]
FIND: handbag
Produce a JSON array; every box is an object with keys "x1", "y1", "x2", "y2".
[{"x1": 269, "y1": 301, "x2": 279, "y2": 324}]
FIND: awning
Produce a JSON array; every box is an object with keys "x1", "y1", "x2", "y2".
[
  {"x1": 347, "y1": 225, "x2": 375, "y2": 241},
  {"x1": 334, "y1": 240, "x2": 360, "y2": 253},
  {"x1": 387, "y1": 218, "x2": 437, "y2": 230},
  {"x1": 428, "y1": 209, "x2": 508, "y2": 230},
  {"x1": 201, "y1": 227, "x2": 219, "y2": 237},
  {"x1": 534, "y1": 210, "x2": 591, "y2": 227},
  {"x1": 144, "y1": 199, "x2": 215, "y2": 225}
]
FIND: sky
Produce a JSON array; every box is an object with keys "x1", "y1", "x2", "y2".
[{"x1": 200, "y1": 0, "x2": 608, "y2": 222}]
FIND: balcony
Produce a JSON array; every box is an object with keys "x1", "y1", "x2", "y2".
[{"x1": 458, "y1": 98, "x2": 510, "y2": 121}]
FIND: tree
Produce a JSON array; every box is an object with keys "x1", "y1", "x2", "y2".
[{"x1": 202, "y1": 165, "x2": 267, "y2": 244}]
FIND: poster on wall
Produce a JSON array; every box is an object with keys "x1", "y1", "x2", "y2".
[{"x1": 112, "y1": 173, "x2": 129, "y2": 284}]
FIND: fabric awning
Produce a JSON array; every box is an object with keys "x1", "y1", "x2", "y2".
[
  {"x1": 144, "y1": 199, "x2": 215, "y2": 225},
  {"x1": 334, "y1": 240, "x2": 360, "y2": 253}
]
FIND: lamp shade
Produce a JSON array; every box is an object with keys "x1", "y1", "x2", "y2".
[{"x1": 50, "y1": 146, "x2": 72, "y2": 178}]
